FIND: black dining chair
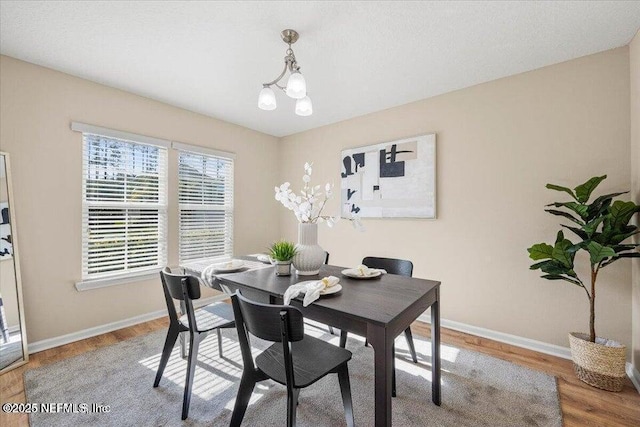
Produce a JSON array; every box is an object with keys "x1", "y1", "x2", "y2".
[
  {"x1": 154, "y1": 267, "x2": 236, "y2": 420},
  {"x1": 229, "y1": 291, "x2": 355, "y2": 427},
  {"x1": 339, "y1": 257, "x2": 418, "y2": 397}
]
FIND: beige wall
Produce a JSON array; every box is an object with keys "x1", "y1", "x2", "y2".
[
  {"x1": 630, "y1": 31, "x2": 640, "y2": 373},
  {"x1": 0, "y1": 55, "x2": 281, "y2": 343},
  {"x1": 280, "y1": 47, "x2": 632, "y2": 350}
]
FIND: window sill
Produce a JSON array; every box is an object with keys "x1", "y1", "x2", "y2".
[{"x1": 75, "y1": 268, "x2": 162, "y2": 291}]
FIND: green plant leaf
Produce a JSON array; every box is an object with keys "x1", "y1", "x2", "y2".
[
  {"x1": 545, "y1": 183, "x2": 577, "y2": 200},
  {"x1": 531, "y1": 259, "x2": 562, "y2": 273},
  {"x1": 601, "y1": 252, "x2": 640, "y2": 267},
  {"x1": 574, "y1": 175, "x2": 606, "y2": 203},
  {"x1": 560, "y1": 224, "x2": 588, "y2": 240},
  {"x1": 586, "y1": 241, "x2": 616, "y2": 265},
  {"x1": 610, "y1": 228, "x2": 640, "y2": 245},
  {"x1": 528, "y1": 243, "x2": 554, "y2": 260},
  {"x1": 606, "y1": 201, "x2": 640, "y2": 232},
  {"x1": 529, "y1": 260, "x2": 551, "y2": 270},
  {"x1": 540, "y1": 274, "x2": 583, "y2": 286},
  {"x1": 269, "y1": 240, "x2": 297, "y2": 261},
  {"x1": 545, "y1": 209, "x2": 585, "y2": 226},
  {"x1": 552, "y1": 238, "x2": 575, "y2": 268},
  {"x1": 546, "y1": 202, "x2": 589, "y2": 219},
  {"x1": 583, "y1": 216, "x2": 605, "y2": 237},
  {"x1": 585, "y1": 192, "x2": 627, "y2": 221},
  {"x1": 540, "y1": 260, "x2": 577, "y2": 276},
  {"x1": 611, "y1": 243, "x2": 640, "y2": 253}
]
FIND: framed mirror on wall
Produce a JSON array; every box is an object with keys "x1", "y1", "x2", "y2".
[{"x1": 0, "y1": 151, "x2": 28, "y2": 374}]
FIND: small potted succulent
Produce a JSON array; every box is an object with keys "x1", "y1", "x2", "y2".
[{"x1": 269, "y1": 240, "x2": 297, "y2": 276}]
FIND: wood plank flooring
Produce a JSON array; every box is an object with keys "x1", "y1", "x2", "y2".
[{"x1": 1, "y1": 318, "x2": 638, "y2": 426}]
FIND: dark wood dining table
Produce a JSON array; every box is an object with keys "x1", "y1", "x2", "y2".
[{"x1": 186, "y1": 259, "x2": 441, "y2": 427}]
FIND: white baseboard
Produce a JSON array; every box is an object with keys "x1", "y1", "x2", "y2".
[
  {"x1": 417, "y1": 312, "x2": 573, "y2": 360},
  {"x1": 28, "y1": 295, "x2": 228, "y2": 354},
  {"x1": 627, "y1": 363, "x2": 640, "y2": 394}
]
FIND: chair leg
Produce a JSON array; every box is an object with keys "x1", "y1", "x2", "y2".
[
  {"x1": 217, "y1": 328, "x2": 224, "y2": 358},
  {"x1": 230, "y1": 372, "x2": 257, "y2": 427},
  {"x1": 392, "y1": 342, "x2": 396, "y2": 398},
  {"x1": 180, "y1": 331, "x2": 188, "y2": 359},
  {"x1": 287, "y1": 387, "x2": 299, "y2": 427},
  {"x1": 153, "y1": 326, "x2": 180, "y2": 387},
  {"x1": 328, "y1": 326, "x2": 335, "y2": 335},
  {"x1": 337, "y1": 365, "x2": 354, "y2": 427},
  {"x1": 339, "y1": 330, "x2": 348, "y2": 348},
  {"x1": 181, "y1": 333, "x2": 200, "y2": 420},
  {"x1": 404, "y1": 327, "x2": 418, "y2": 363},
  {"x1": 364, "y1": 339, "x2": 369, "y2": 347}
]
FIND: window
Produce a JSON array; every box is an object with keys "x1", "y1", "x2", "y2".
[
  {"x1": 177, "y1": 144, "x2": 234, "y2": 263},
  {"x1": 77, "y1": 124, "x2": 168, "y2": 284}
]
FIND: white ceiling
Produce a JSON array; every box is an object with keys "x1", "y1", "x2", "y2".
[{"x1": 1, "y1": 1, "x2": 639, "y2": 137}]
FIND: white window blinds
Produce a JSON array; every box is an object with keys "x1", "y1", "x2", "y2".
[
  {"x1": 81, "y1": 133, "x2": 168, "y2": 280},
  {"x1": 178, "y1": 148, "x2": 234, "y2": 262}
]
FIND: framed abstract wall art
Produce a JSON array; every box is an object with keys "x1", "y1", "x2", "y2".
[{"x1": 340, "y1": 134, "x2": 436, "y2": 219}]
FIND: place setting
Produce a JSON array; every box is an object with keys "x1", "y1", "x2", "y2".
[
  {"x1": 199, "y1": 258, "x2": 271, "y2": 287},
  {"x1": 341, "y1": 264, "x2": 386, "y2": 279},
  {"x1": 284, "y1": 275, "x2": 343, "y2": 307}
]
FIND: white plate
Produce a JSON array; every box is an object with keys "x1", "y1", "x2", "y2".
[
  {"x1": 211, "y1": 259, "x2": 245, "y2": 273},
  {"x1": 320, "y1": 284, "x2": 342, "y2": 295},
  {"x1": 296, "y1": 280, "x2": 343, "y2": 295},
  {"x1": 341, "y1": 268, "x2": 382, "y2": 279}
]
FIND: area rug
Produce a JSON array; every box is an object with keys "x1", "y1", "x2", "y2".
[{"x1": 25, "y1": 323, "x2": 562, "y2": 426}]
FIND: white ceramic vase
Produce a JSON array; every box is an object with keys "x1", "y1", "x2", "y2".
[{"x1": 292, "y1": 222, "x2": 325, "y2": 275}]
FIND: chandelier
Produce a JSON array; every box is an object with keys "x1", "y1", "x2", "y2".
[{"x1": 258, "y1": 29, "x2": 312, "y2": 116}]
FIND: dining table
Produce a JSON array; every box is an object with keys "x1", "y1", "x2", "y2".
[{"x1": 184, "y1": 257, "x2": 441, "y2": 427}]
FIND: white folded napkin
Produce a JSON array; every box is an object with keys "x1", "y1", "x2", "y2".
[
  {"x1": 357, "y1": 264, "x2": 387, "y2": 276},
  {"x1": 201, "y1": 265, "x2": 215, "y2": 287},
  {"x1": 284, "y1": 276, "x2": 340, "y2": 307}
]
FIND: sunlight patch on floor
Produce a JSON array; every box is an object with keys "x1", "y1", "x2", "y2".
[{"x1": 139, "y1": 333, "x2": 252, "y2": 400}]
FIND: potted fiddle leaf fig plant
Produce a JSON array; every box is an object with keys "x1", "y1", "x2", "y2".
[
  {"x1": 269, "y1": 240, "x2": 297, "y2": 276},
  {"x1": 528, "y1": 175, "x2": 640, "y2": 392}
]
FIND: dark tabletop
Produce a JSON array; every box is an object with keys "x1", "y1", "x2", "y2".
[{"x1": 216, "y1": 264, "x2": 440, "y2": 327}]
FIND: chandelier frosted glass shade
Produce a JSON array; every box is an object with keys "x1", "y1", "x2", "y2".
[
  {"x1": 295, "y1": 96, "x2": 313, "y2": 116},
  {"x1": 259, "y1": 29, "x2": 312, "y2": 115},
  {"x1": 285, "y1": 72, "x2": 307, "y2": 99},
  {"x1": 258, "y1": 87, "x2": 277, "y2": 110}
]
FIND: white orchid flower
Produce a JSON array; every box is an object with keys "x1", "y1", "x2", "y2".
[{"x1": 274, "y1": 161, "x2": 364, "y2": 231}]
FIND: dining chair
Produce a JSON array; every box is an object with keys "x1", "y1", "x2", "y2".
[
  {"x1": 339, "y1": 256, "x2": 418, "y2": 397},
  {"x1": 230, "y1": 291, "x2": 355, "y2": 427},
  {"x1": 154, "y1": 267, "x2": 236, "y2": 420}
]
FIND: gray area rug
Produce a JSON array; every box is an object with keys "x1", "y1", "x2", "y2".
[
  {"x1": 25, "y1": 323, "x2": 562, "y2": 426},
  {"x1": 0, "y1": 334, "x2": 24, "y2": 370}
]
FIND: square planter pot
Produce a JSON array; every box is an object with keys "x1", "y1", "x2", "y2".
[{"x1": 275, "y1": 261, "x2": 292, "y2": 276}]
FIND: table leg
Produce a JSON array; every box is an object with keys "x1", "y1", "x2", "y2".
[
  {"x1": 367, "y1": 323, "x2": 393, "y2": 427},
  {"x1": 431, "y1": 293, "x2": 441, "y2": 406}
]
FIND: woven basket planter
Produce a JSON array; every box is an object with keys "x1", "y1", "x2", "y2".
[{"x1": 568, "y1": 332, "x2": 626, "y2": 392}]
